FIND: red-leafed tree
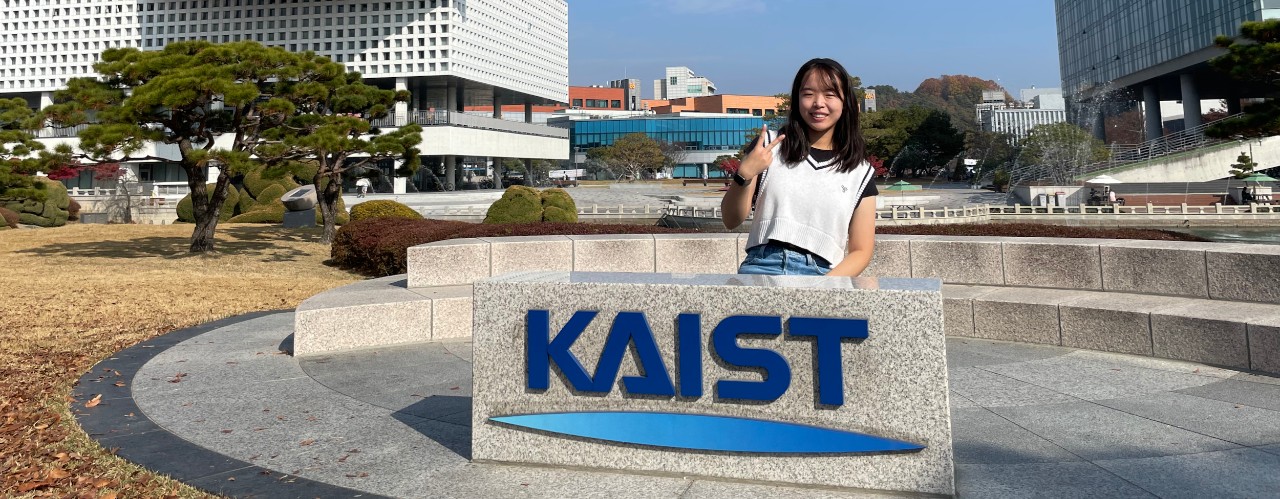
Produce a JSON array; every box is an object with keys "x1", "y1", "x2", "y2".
[
  {"x1": 45, "y1": 161, "x2": 137, "y2": 222},
  {"x1": 868, "y1": 155, "x2": 888, "y2": 178},
  {"x1": 713, "y1": 155, "x2": 740, "y2": 175}
]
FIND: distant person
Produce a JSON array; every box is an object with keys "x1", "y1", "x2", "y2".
[
  {"x1": 721, "y1": 58, "x2": 878, "y2": 276},
  {"x1": 1242, "y1": 186, "x2": 1255, "y2": 204},
  {"x1": 1107, "y1": 189, "x2": 1117, "y2": 204},
  {"x1": 356, "y1": 177, "x2": 371, "y2": 198}
]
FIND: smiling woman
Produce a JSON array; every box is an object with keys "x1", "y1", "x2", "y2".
[{"x1": 721, "y1": 58, "x2": 879, "y2": 277}]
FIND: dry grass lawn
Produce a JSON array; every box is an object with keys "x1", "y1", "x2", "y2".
[{"x1": 1, "y1": 224, "x2": 360, "y2": 497}]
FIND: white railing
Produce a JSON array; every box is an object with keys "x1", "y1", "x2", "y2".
[
  {"x1": 371, "y1": 110, "x2": 568, "y2": 139},
  {"x1": 659, "y1": 203, "x2": 1280, "y2": 224},
  {"x1": 1076, "y1": 113, "x2": 1245, "y2": 177}
]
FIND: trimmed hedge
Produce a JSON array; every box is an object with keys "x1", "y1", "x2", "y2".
[
  {"x1": 349, "y1": 200, "x2": 423, "y2": 222},
  {"x1": 331, "y1": 218, "x2": 694, "y2": 276},
  {"x1": 484, "y1": 185, "x2": 542, "y2": 224},
  {"x1": 1, "y1": 178, "x2": 70, "y2": 227},
  {"x1": 176, "y1": 184, "x2": 240, "y2": 223},
  {"x1": 0, "y1": 206, "x2": 18, "y2": 228},
  {"x1": 242, "y1": 169, "x2": 299, "y2": 199},
  {"x1": 540, "y1": 188, "x2": 578, "y2": 223}
]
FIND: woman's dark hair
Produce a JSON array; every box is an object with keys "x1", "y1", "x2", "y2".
[{"x1": 779, "y1": 58, "x2": 866, "y2": 173}]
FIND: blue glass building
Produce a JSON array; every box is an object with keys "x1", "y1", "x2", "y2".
[{"x1": 551, "y1": 114, "x2": 763, "y2": 178}]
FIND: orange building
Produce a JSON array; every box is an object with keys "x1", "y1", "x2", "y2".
[
  {"x1": 466, "y1": 85, "x2": 627, "y2": 114},
  {"x1": 642, "y1": 94, "x2": 783, "y2": 117}
]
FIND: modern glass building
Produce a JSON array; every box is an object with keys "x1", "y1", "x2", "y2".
[
  {"x1": 1056, "y1": 0, "x2": 1279, "y2": 139},
  {"x1": 551, "y1": 114, "x2": 762, "y2": 178}
]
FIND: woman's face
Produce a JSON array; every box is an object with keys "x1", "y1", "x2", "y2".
[{"x1": 798, "y1": 68, "x2": 844, "y2": 137}]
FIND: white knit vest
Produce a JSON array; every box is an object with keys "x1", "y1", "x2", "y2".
[{"x1": 745, "y1": 132, "x2": 875, "y2": 265}]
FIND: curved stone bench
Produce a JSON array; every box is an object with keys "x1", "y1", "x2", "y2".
[{"x1": 293, "y1": 234, "x2": 1280, "y2": 375}]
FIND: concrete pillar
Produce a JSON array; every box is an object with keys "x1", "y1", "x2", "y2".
[
  {"x1": 1143, "y1": 84, "x2": 1162, "y2": 141},
  {"x1": 1092, "y1": 106, "x2": 1105, "y2": 142},
  {"x1": 1227, "y1": 98, "x2": 1242, "y2": 115},
  {"x1": 525, "y1": 101, "x2": 533, "y2": 124},
  {"x1": 701, "y1": 164, "x2": 709, "y2": 178},
  {"x1": 492, "y1": 157, "x2": 504, "y2": 189},
  {"x1": 394, "y1": 77, "x2": 409, "y2": 126},
  {"x1": 1181, "y1": 73, "x2": 1201, "y2": 132},
  {"x1": 493, "y1": 88, "x2": 503, "y2": 119},
  {"x1": 448, "y1": 80, "x2": 458, "y2": 122},
  {"x1": 444, "y1": 155, "x2": 456, "y2": 190},
  {"x1": 525, "y1": 158, "x2": 534, "y2": 184},
  {"x1": 39, "y1": 91, "x2": 53, "y2": 109}
]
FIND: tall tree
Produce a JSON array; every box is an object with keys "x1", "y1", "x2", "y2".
[
  {"x1": 963, "y1": 130, "x2": 1018, "y2": 183},
  {"x1": 590, "y1": 133, "x2": 666, "y2": 181},
  {"x1": 255, "y1": 56, "x2": 421, "y2": 243},
  {"x1": 655, "y1": 139, "x2": 690, "y2": 173},
  {"x1": 1019, "y1": 122, "x2": 1110, "y2": 184},
  {"x1": 1207, "y1": 19, "x2": 1280, "y2": 140},
  {"x1": 44, "y1": 41, "x2": 312, "y2": 253}
]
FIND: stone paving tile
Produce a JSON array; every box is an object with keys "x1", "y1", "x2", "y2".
[
  {"x1": 679, "y1": 479, "x2": 897, "y2": 498},
  {"x1": 990, "y1": 401, "x2": 1240, "y2": 461},
  {"x1": 393, "y1": 462, "x2": 694, "y2": 499},
  {"x1": 1095, "y1": 391, "x2": 1280, "y2": 446},
  {"x1": 948, "y1": 367, "x2": 1078, "y2": 408},
  {"x1": 948, "y1": 390, "x2": 979, "y2": 409},
  {"x1": 950, "y1": 408, "x2": 1080, "y2": 464},
  {"x1": 1094, "y1": 448, "x2": 1280, "y2": 499},
  {"x1": 980, "y1": 353, "x2": 1222, "y2": 400},
  {"x1": 1257, "y1": 444, "x2": 1280, "y2": 456},
  {"x1": 954, "y1": 462, "x2": 1156, "y2": 498},
  {"x1": 1175, "y1": 379, "x2": 1280, "y2": 412}
]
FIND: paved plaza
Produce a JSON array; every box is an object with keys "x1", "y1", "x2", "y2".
[
  {"x1": 345, "y1": 182, "x2": 1011, "y2": 213},
  {"x1": 76, "y1": 311, "x2": 1280, "y2": 498}
]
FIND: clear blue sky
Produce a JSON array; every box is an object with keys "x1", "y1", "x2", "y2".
[{"x1": 568, "y1": 0, "x2": 1062, "y2": 97}]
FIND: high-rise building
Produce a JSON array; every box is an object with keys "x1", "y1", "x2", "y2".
[
  {"x1": 1055, "y1": 1, "x2": 1278, "y2": 140},
  {"x1": 1, "y1": 0, "x2": 569, "y2": 192},
  {"x1": 652, "y1": 66, "x2": 716, "y2": 100}
]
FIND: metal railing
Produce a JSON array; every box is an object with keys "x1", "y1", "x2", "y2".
[
  {"x1": 35, "y1": 123, "x2": 90, "y2": 138},
  {"x1": 1076, "y1": 113, "x2": 1245, "y2": 177}
]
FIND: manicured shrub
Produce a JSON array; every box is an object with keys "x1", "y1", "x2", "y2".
[
  {"x1": 540, "y1": 188, "x2": 578, "y2": 223},
  {"x1": 235, "y1": 189, "x2": 258, "y2": 214},
  {"x1": 0, "y1": 206, "x2": 18, "y2": 228},
  {"x1": 241, "y1": 169, "x2": 299, "y2": 199},
  {"x1": 255, "y1": 183, "x2": 288, "y2": 210},
  {"x1": 484, "y1": 185, "x2": 542, "y2": 224},
  {"x1": 3, "y1": 178, "x2": 70, "y2": 227},
  {"x1": 176, "y1": 184, "x2": 240, "y2": 223},
  {"x1": 228, "y1": 209, "x2": 284, "y2": 223},
  {"x1": 331, "y1": 218, "x2": 693, "y2": 276},
  {"x1": 349, "y1": 200, "x2": 423, "y2": 222}
]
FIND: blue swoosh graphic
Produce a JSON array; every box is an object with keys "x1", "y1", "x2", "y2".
[{"x1": 489, "y1": 412, "x2": 925, "y2": 453}]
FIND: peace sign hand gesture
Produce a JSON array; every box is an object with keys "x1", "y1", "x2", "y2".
[{"x1": 738, "y1": 125, "x2": 785, "y2": 182}]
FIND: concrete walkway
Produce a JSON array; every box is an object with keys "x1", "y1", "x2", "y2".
[{"x1": 77, "y1": 312, "x2": 1280, "y2": 498}]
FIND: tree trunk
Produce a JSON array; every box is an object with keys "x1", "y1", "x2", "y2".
[
  {"x1": 187, "y1": 166, "x2": 230, "y2": 253},
  {"x1": 317, "y1": 173, "x2": 341, "y2": 244}
]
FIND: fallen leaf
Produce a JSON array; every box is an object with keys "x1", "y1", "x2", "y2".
[
  {"x1": 47, "y1": 468, "x2": 70, "y2": 479},
  {"x1": 101, "y1": 492, "x2": 118, "y2": 499},
  {"x1": 227, "y1": 477, "x2": 235, "y2": 481},
  {"x1": 33, "y1": 423, "x2": 48, "y2": 430},
  {"x1": 17, "y1": 481, "x2": 52, "y2": 493},
  {"x1": 113, "y1": 381, "x2": 126, "y2": 387},
  {"x1": 54, "y1": 453, "x2": 68, "y2": 461},
  {"x1": 450, "y1": 386, "x2": 460, "y2": 390},
  {"x1": 299, "y1": 438, "x2": 315, "y2": 446},
  {"x1": 93, "y1": 478, "x2": 110, "y2": 488},
  {"x1": 85, "y1": 395, "x2": 102, "y2": 408},
  {"x1": 221, "y1": 429, "x2": 233, "y2": 434},
  {"x1": 337, "y1": 454, "x2": 349, "y2": 463}
]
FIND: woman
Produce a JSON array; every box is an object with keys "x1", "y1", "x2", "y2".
[{"x1": 721, "y1": 58, "x2": 878, "y2": 276}]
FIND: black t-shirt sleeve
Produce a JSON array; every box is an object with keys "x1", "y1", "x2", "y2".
[{"x1": 861, "y1": 181, "x2": 878, "y2": 198}]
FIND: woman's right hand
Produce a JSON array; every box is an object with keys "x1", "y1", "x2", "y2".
[{"x1": 738, "y1": 125, "x2": 785, "y2": 181}]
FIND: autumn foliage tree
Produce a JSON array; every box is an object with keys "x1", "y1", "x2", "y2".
[{"x1": 588, "y1": 133, "x2": 667, "y2": 181}]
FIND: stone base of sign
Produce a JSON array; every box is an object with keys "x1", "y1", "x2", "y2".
[{"x1": 471, "y1": 272, "x2": 954, "y2": 496}]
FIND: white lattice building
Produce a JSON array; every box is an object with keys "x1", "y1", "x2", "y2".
[{"x1": 1, "y1": 0, "x2": 569, "y2": 192}]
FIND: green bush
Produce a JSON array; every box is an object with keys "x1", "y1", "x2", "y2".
[
  {"x1": 484, "y1": 185, "x2": 542, "y2": 224},
  {"x1": 228, "y1": 208, "x2": 284, "y2": 223},
  {"x1": 176, "y1": 184, "x2": 240, "y2": 223},
  {"x1": 2, "y1": 178, "x2": 70, "y2": 227},
  {"x1": 0, "y1": 206, "x2": 18, "y2": 228},
  {"x1": 241, "y1": 169, "x2": 299, "y2": 199},
  {"x1": 255, "y1": 183, "x2": 288, "y2": 210},
  {"x1": 539, "y1": 188, "x2": 578, "y2": 223},
  {"x1": 349, "y1": 200, "x2": 423, "y2": 222},
  {"x1": 235, "y1": 189, "x2": 258, "y2": 214}
]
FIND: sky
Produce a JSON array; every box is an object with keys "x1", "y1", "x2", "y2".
[{"x1": 568, "y1": 0, "x2": 1062, "y2": 97}]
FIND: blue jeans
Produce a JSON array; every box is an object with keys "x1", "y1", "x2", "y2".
[{"x1": 738, "y1": 242, "x2": 832, "y2": 276}]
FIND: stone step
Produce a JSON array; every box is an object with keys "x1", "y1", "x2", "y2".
[{"x1": 293, "y1": 275, "x2": 471, "y2": 356}]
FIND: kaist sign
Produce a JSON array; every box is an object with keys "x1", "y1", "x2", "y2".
[{"x1": 488, "y1": 310, "x2": 926, "y2": 454}]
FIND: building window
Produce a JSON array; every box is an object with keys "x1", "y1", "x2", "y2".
[
  {"x1": 610, "y1": 100, "x2": 621, "y2": 108},
  {"x1": 752, "y1": 109, "x2": 762, "y2": 116},
  {"x1": 572, "y1": 99, "x2": 582, "y2": 107},
  {"x1": 669, "y1": 76, "x2": 677, "y2": 85}
]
